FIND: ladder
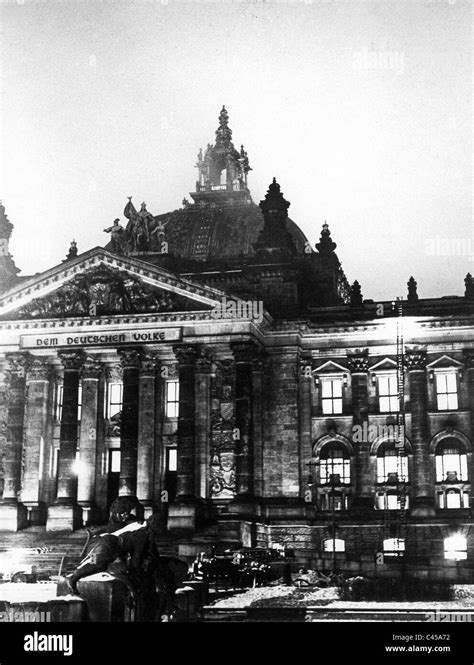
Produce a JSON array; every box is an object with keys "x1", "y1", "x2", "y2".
[{"x1": 395, "y1": 297, "x2": 408, "y2": 541}]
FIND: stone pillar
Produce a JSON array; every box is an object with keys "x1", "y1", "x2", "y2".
[
  {"x1": 230, "y1": 341, "x2": 259, "y2": 516},
  {"x1": 137, "y1": 354, "x2": 157, "y2": 518},
  {"x1": 118, "y1": 348, "x2": 141, "y2": 498},
  {"x1": 0, "y1": 353, "x2": 29, "y2": 530},
  {"x1": 406, "y1": 349, "x2": 434, "y2": 517},
  {"x1": 252, "y1": 355, "x2": 265, "y2": 498},
  {"x1": 195, "y1": 352, "x2": 211, "y2": 500},
  {"x1": 463, "y1": 350, "x2": 474, "y2": 507},
  {"x1": 22, "y1": 357, "x2": 53, "y2": 525},
  {"x1": 347, "y1": 351, "x2": 371, "y2": 513},
  {"x1": 47, "y1": 351, "x2": 84, "y2": 530},
  {"x1": 168, "y1": 344, "x2": 199, "y2": 530},
  {"x1": 77, "y1": 357, "x2": 102, "y2": 525},
  {"x1": 299, "y1": 358, "x2": 313, "y2": 507}
]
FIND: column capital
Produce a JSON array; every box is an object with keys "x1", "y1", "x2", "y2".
[
  {"x1": 58, "y1": 350, "x2": 86, "y2": 371},
  {"x1": 81, "y1": 356, "x2": 103, "y2": 379},
  {"x1": 347, "y1": 350, "x2": 369, "y2": 373},
  {"x1": 106, "y1": 364, "x2": 123, "y2": 382},
  {"x1": 463, "y1": 349, "x2": 474, "y2": 369},
  {"x1": 140, "y1": 353, "x2": 158, "y2": 375},
  {"x1": 5, "y1": 352, "x2": 30, "y2": 377},
  {"x1": 173, "y1": 343, "x2": 200, "y2": 365},
  {"x1": 230, "y1": 340, "x2": 261, "y2": 363},
  {"x1": 118, "y1": 347, "x2": 142, "y2": 369},
  {"x1": 196, "y1": 348, "x2": 213, "y2": 373},
  {"x1": 405, "y1": 349, "x2": 427, "y2": 371},
  {"x1": 26, "y1": 357, "x2": 53, "y2": 382}
]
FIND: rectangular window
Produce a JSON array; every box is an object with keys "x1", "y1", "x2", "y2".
[
  {"x1": 54, "y1": 384, "x2": 82, "y2": 422},
  {"x1": 321, "y1": 378, "x2": 343, "y2": 415},
  {"x1": 165, "y1": 381, "x2": 180, "y2": 418},
  {"x1": 435, "y1": 372, "x2": 458, "y2": 411},
  {"x1": 377, "y1": 375, "x2": 399, "y2": 413},
  {"x1": 376, "y1": 452, "x2": 408, "y2": 483},
  {"x1": 166, "y1": 448, "x2": 177, "y2": 472},
  {"x1": 109, "y1": 449, "x2": 121, "y2": 473},
  {"x1": 107, "y1": 382, "x2": 123, "y2": 420},
  {"x1": 376, "y1": 493, "x2": 409, "y2": 510}
]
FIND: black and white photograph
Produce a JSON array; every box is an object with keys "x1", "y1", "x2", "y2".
[{"x1": 0, "y1": 0, "x2": 472, "y2": 663}]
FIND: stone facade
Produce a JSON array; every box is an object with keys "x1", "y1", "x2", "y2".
[{"x1": 0, "y1": 110, "x2": 473, "y2": 582}]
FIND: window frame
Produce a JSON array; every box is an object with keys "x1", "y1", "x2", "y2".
[
  {"x1": 165, "y1": 380, "x2": 180, "y2": 419},
  {"x1": 435, "y1": 440, "x2": 468, "y2": 483},
  {"x1": 434, "y1": 370, "x2": 459, "y2": 411},
  {"x1": 319, "y1": 444, "x2": 351, "y2": 485},
  {"x1": 376, "y1": 372, "x2": 399, "y2": 414},
  {"x1": 106, "y1": 381, "x2": 123, "y2": 421},
  {"x1": 320, "y1": 376, "x2": 343, "y2": 415}
]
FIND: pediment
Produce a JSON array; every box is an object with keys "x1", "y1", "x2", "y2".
[
  {"x1": 426, "y1": 355, "x2": 464, "y2": 370},
  {"x1": 370, "y1": 357, "x2": 397, "y2": 372},
  {"x1": 312, "y1": 360, "x2": 348, "y2": 374},
  {"x1": 0, "y1": 248, "x2": 224, "y2": 320}
]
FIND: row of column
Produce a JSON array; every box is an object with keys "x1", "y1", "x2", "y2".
[{"x1": 0, "y1": 340, "x2": 262, "y2": 530}]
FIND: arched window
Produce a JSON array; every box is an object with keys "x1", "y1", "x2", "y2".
[
  {"x1": 435, "y1": 439, "x2": 468, "y2": 483},
  {"x1": 376, "y1": 442, "x2": 408, "y2": 483},
  {"x1": 323, "y1": 538, "x2": 345, "y2": 552},
  {"x1": 383, "y1": 538, "x2": 405, "y2": 557},
  {"x1": 444, "y1": 535, "x2": 467, "y2": 561},
  {"x1": 319, "y1": 443, "x2": 350, "y2": 485}
]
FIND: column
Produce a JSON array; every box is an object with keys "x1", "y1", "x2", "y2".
[
  {"x1": 347, "y1": 351, "x2": 371, "y2": 513},
  {"x1": 137, "y1": 353, "x2": 157, "y2": 517},
  {"x1": 463, "y1": 350, "x2": 474, "y2": 506},
  {"x1": 406, "y1": 349, "x2": 435, "y2": 517},
  {"x1": 46, "y1": 351, "x2": 85, "y2": 531},
  {"x1": 118, "y1": 348, "x2": 141, "y2": 497},
  {"x1": 47, "y1": 351, "x2": 84, "y2": 530},
  {"x1": 168, "y1": 344, "x2": 199, "y2": 530},
  {"x1": 77, "y1": 356, "x2": 102, "y2": 525},
  {"x1": 0, "y1": 353, "x2": 29, "y2": 530},
  {"x1": 195, "y1": 352, "x2": 211, "y2": 499},
  {"x1": 231, "y1": 341, "x2": 258, "y2": 505},
  {"x1": 24, "y1": 357, "x2": 53, "y2": 526},
  {"x1": 252, "y1": 354, "x2": 265, "y2": 498}
]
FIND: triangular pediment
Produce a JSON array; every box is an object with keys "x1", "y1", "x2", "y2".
[
  {"x1": 426, "y1": 355, "x2": 464, "y2": 370},
  {"x1": 0, "y1": 248, "x2": 226, "y2": 320},
  {"x1": 370, "y1": 357, "x2": 397, "y2": 372},
  {"x1": 312, "y1": 360, "x2": 348, "y2": 374}
]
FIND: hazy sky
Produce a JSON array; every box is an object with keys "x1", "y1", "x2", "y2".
[{"x1": 1, "y1": 0, "x2": 472, "y2": 301}]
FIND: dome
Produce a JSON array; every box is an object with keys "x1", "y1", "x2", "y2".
[{"x1": 151, "y1": 200, "x2": 309, "y2": 263}]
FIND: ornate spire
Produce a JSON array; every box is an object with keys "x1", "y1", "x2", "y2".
[
  {"x1": 407, "y1": 276, "x2": 418, "y2": 303},
  {"x1": 259, "y1": 178, "x2": 290, "y2": 217},
  {"x1": 254, "y1": 178, "x2": 296, "y2": 258},
  {"x1": 315, "y1": 222, "x2": 337, "y2": 254},
  {"x1": 350, "y1": 280, "x2": 363, "y2": 307},
  {"x1": 215, "y1": 105, "x2": 232, "y2": 148},
  {"x1": 465, "y1": 273, "x2": 474, "y2": 300},
  {"x1": 191, "y1": 108, "x2": 252, "y2": 204}
]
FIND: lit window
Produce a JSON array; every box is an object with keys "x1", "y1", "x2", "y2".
[
  {"x1": 377, "y1": 375, "x2": 399, "y2": 413},
  {"x1": 54, "y1": 384, "x2": 82, "y2": 422},
  {"x1": 165, "y1": 381, "x2": 180, "y2": 418},
  {"x1": 376, "y1": 444, "x2": 408, "y2": 483},
  {"x1": 444, "y1": 535, "x2": 467, "y2": 561},
  {"x1": 107, "y1": 383, "x2": 123, "y2": 420},
  {"x1": 435, "y1": 372, "x2": 458, "y2": 411},
  {"x1": 435, "y1": 439, "x2": 468, "y2": 482},
  {"x1": 166, "y1": 448, "x2": 177, "y2": 472},
  {"x1": 319, "y1": 444, "x2": 350, "y2": 485},
  {"x1": 323, "y1": 538, "x2": 345, "y2": 552},
  {"x1": 376, "y1": 493, "x2": 409, "y2": 510},
  {"x1": 319, "y1": 493, "x2": 349, "y2": 511},
  {"x1": 321, "y1": 378, "x2": 343, "y2": 415},
  {"x1": 383, "y1": 538, "x2": 405, "y2": 557},
  {"x1": 109, "y1": 450, "x2": 121, "y2": 473}
]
